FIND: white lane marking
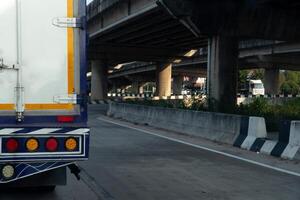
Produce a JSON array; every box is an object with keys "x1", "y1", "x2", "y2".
[{"x1": 98, "y1": 117, "x2": 300, "y2": 178}]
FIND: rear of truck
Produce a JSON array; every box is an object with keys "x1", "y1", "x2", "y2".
[{"x1": 0, "y1": 0, "x2": 89, "y2": 186}]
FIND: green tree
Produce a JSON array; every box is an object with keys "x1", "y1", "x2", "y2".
[
  {"x1": 280, "y1": 71, "x2": 300, "y2": 95},
  {"x1": 239, "y1": 70, "x2": 249, "y2": 84},
  {"x1": 286, "y1": 71, "x2": 300, "y2": 84},
  {"x1": 280, "y1": 81, "x2": 300, "y2": 95},
  {"x1": 250, "y1": 69, "x2": 264, "y2": 80}
]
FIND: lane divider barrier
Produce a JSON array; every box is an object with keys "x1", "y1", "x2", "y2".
[{"x1": 107, "y1": 102, "x2": 300, "y2": 161}]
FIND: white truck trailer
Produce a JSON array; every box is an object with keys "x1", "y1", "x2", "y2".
[
  {"x1": 249, "y1": 80, "x2": 265, "y2": 96},
  {"x1": 0, "y1": 0, "x2": 89, "y2": 189}
]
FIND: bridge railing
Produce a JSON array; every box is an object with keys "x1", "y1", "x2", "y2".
[
  {"x1": 117, "y1": 62, "x2": 155, "y2": 71},
  {"x1": 239, "y1": 40, "x2": 282, "y2": 49}
]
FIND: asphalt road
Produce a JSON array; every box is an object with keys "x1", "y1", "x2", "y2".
[{"x1": 1, "y1": 104, "x2": 300, "y2": 200}]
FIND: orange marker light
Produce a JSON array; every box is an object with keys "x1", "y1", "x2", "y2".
[
  {"x1": 26, "y1": 138, "x2": 39, "y2": 152},
  {"x1": 65, "y1": 137, "x2": 77, "y2": 151}
]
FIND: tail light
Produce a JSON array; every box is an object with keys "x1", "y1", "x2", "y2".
[
  {"x1": 6, "y1": 138, "x2": 19, "y2": 153},
  {"x1": 26, "y1": 138, "x2": 39, "y2": 152},
  {"x1": 45, "y1": 138, "x2": 59, "y2": 152},
  {"x1": 4, "y1": 136, "x2": 79, "y2": 153},
  {"x1": 57, "y1": 116, "x2": 75, "y2": 123}
]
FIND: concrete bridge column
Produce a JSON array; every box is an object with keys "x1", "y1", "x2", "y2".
[
  {"x1": 139, "y1": 84, "x2": 144, "y2": 94},
  {"x1": 173, "y1": 75, "x2": 183, "y2": 95},
  {"x1": 121, "y1": 88, "x2": 126, "y2": 94},
  {"x1": 111, "y1": 84, "x2": 118, "y2": 94},
  {"x1": 91, "y1": 60, "x2": 108, "y2": 101},
  {"x1": 264, "y1": 69, "x2": 280, "y2": 95},
  {"x1": 132, "y1": 82, "x2": 144, "y2": 94},
  {"x1": 208, "y1": 36, "x2": 239, "y2": 111},
  {"x1": 156, "y1": 63, "x2": 172, "y2": 97}
]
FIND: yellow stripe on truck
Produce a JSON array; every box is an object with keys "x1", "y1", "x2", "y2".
[
  {"x1": 67, "y1": 0, "x2": 75, "y2": 94},
  {"x1": 0, "y1": 104, "x2": 73, "y2": 111},
  {"x1": 25, "y1": 104, "x2": 74, "y2": 110},
  {"x1": 0, "y1": 104, "x2": 15, "y2": 110}
]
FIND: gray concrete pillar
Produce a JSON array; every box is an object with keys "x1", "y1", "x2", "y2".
[
  {"x1": 173, "y1": 75, "x2": 183, "y2": 95},
  {"x1": 131, "y1": 82, "x2": 138, "y2": 94},
  {"x1": 208, "y1": 36, "x2": 239, "y2": 111},
  {"x1": 139, "y1": 84, "x2": 144, "y2": 94},
  {"x1": 156, "y1": 63, "x2": 172, "y2": 97},
  {"x1": 132, "y1": 82, "x2": 144, "y2": 94},
  {"x1": 111, "y1": 84, "x2": 117, "y2": 94},
  {"x1": 91, "y1": 60, "x2": 108, "y2": 101},
  {"x1": 264, "y1": 69, "x2": 280, "y2": 95}
]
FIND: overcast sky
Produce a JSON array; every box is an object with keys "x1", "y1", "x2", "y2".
[{"x1": 87, "y1": 0, "x2": 93, "y2": 4}]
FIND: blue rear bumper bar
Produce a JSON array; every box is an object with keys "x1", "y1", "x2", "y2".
[{"x1": 0, "y1": 127, "x2": 89, "y2": 184}]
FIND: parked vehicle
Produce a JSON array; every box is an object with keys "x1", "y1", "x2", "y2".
[{"x1": 249, "y1": 80, "x2": 265, "y2": 96}]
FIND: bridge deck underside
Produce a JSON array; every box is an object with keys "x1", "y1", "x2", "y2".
[{"x1": 89, "y1": 6, "x2": 208, "y2": 65}]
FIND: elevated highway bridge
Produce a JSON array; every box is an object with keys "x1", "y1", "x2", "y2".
[{"x1": 87, "y1": 0, "x2": 300, "y2": 111}]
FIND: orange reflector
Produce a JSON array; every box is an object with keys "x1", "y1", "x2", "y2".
[
  {"x1": 26, "y1": 138, "x2": 39, "y2": 152},
  {"x1": 65, "y1": 137, "x2": 77, "y2": 151}
]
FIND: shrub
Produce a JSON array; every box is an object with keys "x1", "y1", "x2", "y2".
[
  {"x1": 280, "y1": 81, "x2": 300, "y2": 95},
  {"x1": 238, "y1": 98, "x2": 300, "y2": 131}
]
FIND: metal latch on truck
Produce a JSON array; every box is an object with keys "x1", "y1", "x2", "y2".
[
  {"x1": 52, "y1": 17, "x2": 83, "y2": 28},
  {"x1": 0, "y1": 58, "x2": 25, "y2": 122},
  {"x1": 53, "y1": 94, "x2": 77, "y2": 104}
]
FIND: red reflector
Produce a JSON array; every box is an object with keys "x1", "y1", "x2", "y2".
[
  {"x1": 6, "y1": 138, "x2": 19, "y2": 153},
  {"x1": 57, "y1": 116, "x2": 75, "y2": 123},
  {"x1": 45, "y1": 138, "x2": 58, "y2": 152}
]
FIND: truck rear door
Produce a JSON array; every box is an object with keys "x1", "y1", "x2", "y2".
[
  {"x1": 0, "y1": 0, "x2": 86, "y2": 120},
  {"x1": 0, "y1": 0, "x2": 89, "y2": 184}
]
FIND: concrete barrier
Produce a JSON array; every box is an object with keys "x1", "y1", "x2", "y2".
[
  {"x1": 89, "y1": 100, "x2": 107, "y2": 104},
  {"x1": 233, "y1": 117, "x2": 267, "y2": 150},
  {"x1": 254, "y1": 121, "x2": 300, "y2": 160},
  {"x1": 273, "y1": 121, "x2": 300, "y2": 160},
  {"x1": 107, "y1": 102, "x2": 267, "y2": 146},
  {"x1": 286, "y1": 121, "x2": 300, "y2": 160}
]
